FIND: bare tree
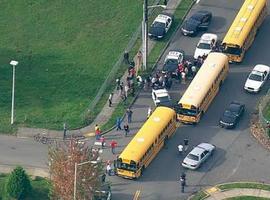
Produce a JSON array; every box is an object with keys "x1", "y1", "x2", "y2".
[{"x1": 49, "y1": 139, "x2": 103, "y2": 200}]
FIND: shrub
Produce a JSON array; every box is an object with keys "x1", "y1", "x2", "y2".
[{"x1": 5, "y1": 166, "x2": 32, "y2": 200}]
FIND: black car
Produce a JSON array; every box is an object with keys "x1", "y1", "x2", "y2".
[
  {"x1": 219, "y1": 101, "x2": 245, "y2": 129},
  {"x1": 181, "y1": 10, "x2": 212, "y2": 36}
]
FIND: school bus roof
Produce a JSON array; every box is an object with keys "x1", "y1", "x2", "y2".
[
  {"x1": 178, "y1": 52, "x2": 228, "y2": 108},
  {"x1": 222, "y1": 0, "x2": 267, "y2": 47},
  {"x1": 119, "y1": 106, "x2": 175, "y2": 164}
]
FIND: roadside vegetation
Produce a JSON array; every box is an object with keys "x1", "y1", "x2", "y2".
[
  {"x1": 190, "y1": 182, "x2": 270, "y2": 200},
  {"x1": 0, "y1": 0, "x2": 157, "y2": 133},
  {"x1": 0, "y1": 171, "x2": 50, "y2": 200}
]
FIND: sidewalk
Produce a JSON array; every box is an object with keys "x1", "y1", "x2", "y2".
[
  {"x1": 17, "y1": 0, "x2": 183, "y2": 139},
  {"x1": 204, "y1": 188, "x2": 270, "y2": 200}
]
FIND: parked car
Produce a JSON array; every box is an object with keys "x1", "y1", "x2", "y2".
[
  {"x1": 162, "y1": 50, "x2": 185, "y2": 76},
  {"x1": 194, "y1": 33, "x2": 217, "y2": 59},
  {"x1": 148, "y1": 14, "x2": 173, "y2": 39},
  {"x1": 182, "y1": 143, "x2": 215, "y2": 170},
  {"x1": 219, "y1": 101, "x2": 245, "y2": 129},
  {"x1": 152, "y1": 88, "x2": 172, "y2": 107},
  {"x1": 181, "y1": 10, "x2": 212, "y2": 36},
  {"x1": 94, "y1": 183, "x2": 112, "y2": 200},
  {"x1": 244, "y1": 64, "x2": 270, "y2": 93}
]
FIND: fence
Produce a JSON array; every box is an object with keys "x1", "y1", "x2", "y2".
[
  {"x1": 87, "y1": 0, "x2": 162, "y2": 113},
  {"x1": 258, "y1": 89, "x2": 270, "y2": 136}
]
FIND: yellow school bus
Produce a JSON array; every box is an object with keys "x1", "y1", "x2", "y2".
[
  {"x1": 176, "y1": 52, "x2": 229, "y2": 124},
  {"x1": 222, "y1": 0, "x2": 267, "y2": 62},
  {"x1": 116, "y1": 106, "x2": 177, "y2": 179}
]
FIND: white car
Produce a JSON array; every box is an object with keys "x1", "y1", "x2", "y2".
[
  {"x1": 244, "y1": 64, "x2": 270, "y2": 93},
  {"x1": 194, "y1": 33, "x2": 218, "y2": 59},
  {"x1": 148, "y1": 14, "x2": 173, "y2": 39},
  {"x1": 182, "y1": 143, "x2": 215, "y2": 170},
  {"x1": 152, "y1": 88, "x2": 171, "y2": 107}
]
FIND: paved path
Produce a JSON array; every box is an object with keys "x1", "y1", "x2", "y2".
[{"x1": 204, "y1": 188, "x2": 270, "y2": 200}]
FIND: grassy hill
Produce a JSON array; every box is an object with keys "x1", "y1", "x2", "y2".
[{"x1": 0, "y1": 0, "x2": 146, "y2": 132}]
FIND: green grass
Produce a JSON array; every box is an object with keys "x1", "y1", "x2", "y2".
[
  {"x1": 101, "y1": 0, "x2": 195, "y2": 130},
  {"x1": 0, "y1": 0, "x2": 159, "y2": 133},
  {"x1": 226, "y1": 197, "x2": 270, "y2": 200},
  {"x1": 0, "y1": 174, "x2": 50, "y2": 200},
  {"x1": 189, "y1": 191, "x2": 208, "y2": 200},
  {"x1": 264, "y1": 104, "x2": 270, "y2": 121},
  {"x1": 218, "y1": 183, "x2": 270, "y2": 191}
]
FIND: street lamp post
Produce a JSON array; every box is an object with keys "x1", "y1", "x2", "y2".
[
  {"x1": 73, "y1": 160, "x2": 98, "y2": 200},
  {"x1": 142, "y1": 2, "x2": 166, "y2": 71},
  {"x1": 10, "y1": 60, "x2": 18, "y2": 125}
]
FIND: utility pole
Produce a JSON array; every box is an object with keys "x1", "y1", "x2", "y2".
[{"x1": 142, "y1": 0, "x2": 148, "y2": 71}]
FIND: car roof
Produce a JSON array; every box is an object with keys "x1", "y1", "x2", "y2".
[
  {"x1": 253, "y1": 64, "x2": 270, "y2": 73},
  {"x1": 153, "y1": 89, "x2": 169, "y2": 97},
  {"x1": 191, "y1": 10, "x2": 211, "y2": 20},
  {"x1": 165, "y1": 51, "x2": 183, "y2": 60},
  {"x1": 199, "y1": 33, "x2": 218, "y2": 44},
  {"x1": 155, "y1": 14, "x2": 171, "y2": 23},
  {"x1": 189, "y1": 143, "x2": 213, "y2": 156}
]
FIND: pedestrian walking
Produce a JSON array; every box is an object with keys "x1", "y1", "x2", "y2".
[
  {"x1": 124, "y1": 85, "x2": 129, "y2": 98},
  {"x1": 191, "y1": 65, "x2": 197, "y2": 78},
  {"x1": 178, "y1": 144, "x2": 183, "y2": 155},
  {"x1": 181, "y1": 71, "x2": 186, "y2": 84},
  {"x1": 124, "y1": 123, "x2": 130, "y2": 137},
  {"x1": 108, "y1": 92, "x2": 113, "y2": 107},
  {"x1": 101, "y1": 173, "x2": 106, "y2": 182},
  {"x1": 106, "y1": 162, "x2": 112, "y2": 176},
  {"x1": 116, "y1": 78, "x2": 120, "y2": 90},
  {"x1": 180, "y1": 172, "x2": 186, "y2": 193},
  {"x1": 119, "y1": 82, "x2": 124, "y2": 96},
  {"x1": 126, "y1": 108, "x2": 133, "y2": 123},
  {"x1": 95, "y1": 124, "x2": 101, "y2": 140},
  {"x1": 63, "y1": 122, "x2": 67, "y2": 140},
  {"x1": 184, "y1": 138, "x2": 189, "y2": 152},
  {"x1": 116, "y1": 117, "x2": 122, "y2": 131},
  {"x1": 147, "y1": 106, "x2": 152, "y2": 119},
  {"x1": 100, "y1": 135, "x2": 106, "y2": 148},
  {"x1": 124, "y1": 51, "x2": 130, "y2": 64},
  {"x1": 110, "y1": 140, "x2": 117, "y2": 154}
]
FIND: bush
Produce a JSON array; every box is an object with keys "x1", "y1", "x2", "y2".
[{"x1": 5, "y1": 166, "x2": 32, "y2": 200}]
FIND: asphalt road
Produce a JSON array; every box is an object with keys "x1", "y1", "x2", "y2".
[{"x1": 110, "y1": 0, "x2": 270, "y2": 199}]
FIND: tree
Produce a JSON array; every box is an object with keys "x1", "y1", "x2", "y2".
[
  {"x1": 5, "y1": 166, "x2": 32, "y2": 200},
  {"x1": 49, "y1": 139, "x2": 104, "y2": 200}
]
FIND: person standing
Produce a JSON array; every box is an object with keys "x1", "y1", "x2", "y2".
[
  {"x1": 100, "y1": 136, "x2": 106, "y2": 148},
  {"x1": 110, "y1": 140, "x2": 117, "y2": 154},
  {"x1": 147, "y1": 107, "x2": 152, "y2": 119},
  {"x1": 184, "y1": 138, "x2": 189, "y2": 152},
  {"x1": 181, "y1": 71, "x2": 186, "y2": 84},
  {"x1": 180, "y1": 172, "x2": 186, "y2": 193},
  {"x1": 106, "y1": 162, "x2": 112, "y2": 176},
  {"x1": 63, "y1": 122, "x2": 67, "y2": 140},
  {"x1": 124, "y1": 123, "x2": 130, "y2": 137},
  {"x1": 126, "y1": 108, "x2": 133, "y2": 123},
  {"x1": 124, "y1": 51, "x2": 130, "y2": 64},
  {"x1": 116, "y1": 117, "x2": 122, "y2": 131},
  {"x1": 95, "y1": 124, "x2": 101, "y2": 140},
  {"x1": 108, "y1": 93, "x2": 113, "y2": 107}
]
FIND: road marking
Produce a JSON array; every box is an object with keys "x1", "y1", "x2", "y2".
[{"x1": 133, "y1": 190, "x2": 141, "y2": 200}]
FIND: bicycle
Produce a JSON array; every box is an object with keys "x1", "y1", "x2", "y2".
[{"x1": 34, "y1": 133, "x2": 49, "y2": 144}]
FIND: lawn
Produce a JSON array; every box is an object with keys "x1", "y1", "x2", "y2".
[
  {"x1": 0, "y1": 174, "x2": 50, "y2": 200},
  {"x1": 0, "y1": 0, "x2": 156, "y2": 133}
]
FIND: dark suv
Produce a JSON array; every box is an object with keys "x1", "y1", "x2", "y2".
[{"x1": 181, "y1": 10, "x2": 212, "y2": 36}]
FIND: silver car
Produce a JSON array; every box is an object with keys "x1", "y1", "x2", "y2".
[{"x1": 182, "y1": 143, "x2": 215, "y2": 170}]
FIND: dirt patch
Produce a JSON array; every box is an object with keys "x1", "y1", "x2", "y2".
[{"x1": 250, "y1": 114, "x2": 270, "y2": 150}]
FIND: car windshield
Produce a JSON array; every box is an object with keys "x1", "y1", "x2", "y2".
[
  {"x1": 178, "y1": 108, "x2": 198, "y2": 116},
  {"x1": 153, "y1": 21, "x2": 166, "y2": 28},
  {"x1": 157, "y1": 96, "x2": 170, "y2": 103},
  {"x1": 197, "y1": 43, "x2": 211, "y2": 49},
  {"x1": 223, "y1": 46, "x2": 242, "y2": 56},
  {"x1": 187, "y1": 154, "x2": 199, "y2": 161},
  {"x1": 249, "y1": 73, "x2": 262, "y2": 81},
  {"x1": 224, "y1": 110, "x2": 235, "y2": 118},
  {"x1": 229, "y1": 104, "x2": 240, "y2": 113},
  {"x1": 165, "y1": 59, "x2": 178, "y2": 65},
  {"x1": 117, "y1": 162, "x2": 137, "y2": 172}
]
